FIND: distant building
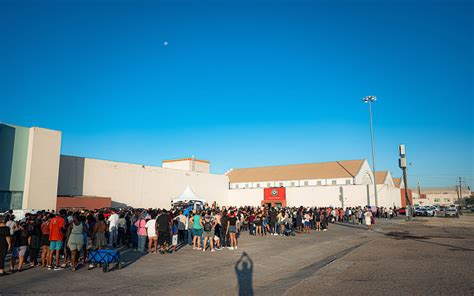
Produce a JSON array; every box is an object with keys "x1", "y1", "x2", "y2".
[
  {"x1": 0, "y1": 123, "x2": 61, "y2": 211},
  {"x1": 226, "y1": 161, "x2": 401, "y2": 208},
  {"x1": 413, "y1": 187, "x2": 471, "y2": 206},
  {"x1": 162, "y1": 157, "x2": 210, "y2": 173}
]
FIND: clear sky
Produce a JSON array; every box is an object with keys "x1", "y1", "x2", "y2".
[{"x1": 1, "y1": 0, "x2": 472, "y2": 189}]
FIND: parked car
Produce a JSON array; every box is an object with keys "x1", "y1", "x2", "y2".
[
  {"x1": 415, "y1": 208, "x2": 428, "y2": 216},
  {"x1": 445, "y1": 208, "x2": 459, "y2": 217},
  {"x1": 398, "y1": 208, "x2": 415, "y2": 216},
  {"x1": 424, "y1": 207, "x2": 435, "y2": 216}
]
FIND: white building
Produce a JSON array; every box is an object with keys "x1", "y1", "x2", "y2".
[{"x1": 226, "y1": 160, "x2": 401, "y2": 208}]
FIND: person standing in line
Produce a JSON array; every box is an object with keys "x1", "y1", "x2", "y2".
[
  {"x1": 107, "y1": 210, "x2": 119, "y2": 248},
  {"x1": 145, "y1": 213, "x2": 158, "y2": 254},
  {"x1": 357, "y1": 208, "x2": 363, "y2": 225},
  {"x1": 40, "y1": 214, "x2": 52, "y2": 269},
  {"x1": 156, "y1": 210, "x2": 172, "y2": 254},
  {"x1": 134, "y1": 215, "x2": 147, "y2": 252},
  {"x1": 117, "y1": 213, "x2": 126, "y2": 247},
  {"x1": 220, "y1": 210, "x2": 228, "y2": 249},
  {"x1": 0, "y1": 215, "x2": 12, "y2": 276},
  {"x1": 171, "y1": 219, "x2": 179, "y2": 253},
  {"x1": 364, "y1": 208, "x2": 373, "y2": 231},
  {"x1": 130, "y1": 211, "x2": 139, "y2": 250},
  {"x1": 192, "y1": 211, "x2": 203, "y2": 250},
  {"x1": 49, "y1": 212, "x2": 65, "y2": 270},
  {"x1": 187, "y1": 213, "x2": 194, "y2": 246},
  {"x1": 175, "y1": 211, "x2": 186, "y2": 245},
  {"x1": 6, "y1": 214, "x2": 16, "y2": 236},
  {"x1": 269, "y1": 209, "x2": 277, "y2": 235},
  {"x1": 66, "y1": 213, "x2": 85, "y2": 271},
  {"x1": 10, "y1": 222, "x2": 29, "y2": 273},
  {"x1": 201, "y1": 210, "x2": 215, "y2": 252},
  {"x1": 227, "y1": 211, "x2": 238, "y2": 250}
]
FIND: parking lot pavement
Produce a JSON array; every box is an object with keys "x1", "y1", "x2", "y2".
[
  {"x1": 1, "y1": 216, "x2": 472, "y2": 295},
  {"x1": 287, "y1": 216, "x2": 474, "y2": 296}
]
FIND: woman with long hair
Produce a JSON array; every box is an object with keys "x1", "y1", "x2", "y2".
[{"x1": 227, "y1": 211, "x2": 238, "y2": 250}]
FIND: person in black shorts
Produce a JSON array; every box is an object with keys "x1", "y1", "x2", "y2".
[{"x1": 156, "y1": 210, "x2": 172, "y2": 254}]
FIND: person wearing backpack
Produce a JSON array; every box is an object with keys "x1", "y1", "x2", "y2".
[{"x1": 201, "y1": 210, "x2": 215, "y2": 252}]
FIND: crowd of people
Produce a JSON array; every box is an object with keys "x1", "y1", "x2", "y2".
[{"x1": 0, "y1": 204, "x2": 396, "y2": 276}]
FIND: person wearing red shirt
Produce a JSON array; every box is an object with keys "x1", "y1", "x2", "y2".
[{"x1": 49, "y1": 213, "x2": 65, "y2": 270}]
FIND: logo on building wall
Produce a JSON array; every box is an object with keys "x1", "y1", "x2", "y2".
[{"x1": 264, "y1": 187, "x2": 286, "y2": 201}]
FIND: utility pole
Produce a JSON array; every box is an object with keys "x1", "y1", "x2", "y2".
[
  {"x1": 399, "y1": 144, "x2": 412, "y2": 220},
  {"x1": 362, "y1": 96, "x2": 378, "y2": 207},
  {"x1": 458, "y1": 177, "x2": 463, "y2": 204},
  {"x1": 417, "y1": 181, "x2": 421, "y2": 205}
]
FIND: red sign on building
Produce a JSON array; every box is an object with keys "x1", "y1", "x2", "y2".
[{"x1": 264, "y1": 187, "x2": 286, "y2": 201}]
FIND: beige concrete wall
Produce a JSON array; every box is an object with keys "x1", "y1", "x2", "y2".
[
  {"x1": 194, "y1": 161, "x2": 210, "y2": 173},
  {"x1": 23, "y1": 127, "x2": 62, "y2": 210},
  {"x1": 162, "y1": 160, "x2": 191, "y2": 172},
  {"x1": 227, "y1": 188, "x2": 263, "y2": 207},
  {"x1": 59, "y1": 157, "x2": 229, "y2": 209}
]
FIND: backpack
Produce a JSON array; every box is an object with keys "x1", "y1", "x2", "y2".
[{"x1": 204, "y1": 218, "x2": 212, "y2": 232}]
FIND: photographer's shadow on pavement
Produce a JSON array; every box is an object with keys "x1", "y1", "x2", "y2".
[{"x1": 235, "y1": 252, "x2": 254, "y2": 296}]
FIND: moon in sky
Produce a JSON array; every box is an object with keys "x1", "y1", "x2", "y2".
[{"x1": 163, "y1": 41, "x2": 169, "y2": 46}]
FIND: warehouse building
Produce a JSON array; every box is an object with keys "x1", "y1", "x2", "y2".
[
  {"x1": 1, "y1": 123, "x2": 403, "y2": 211},
  {"x1": 226, "y1": 161, "x2": 401, "y2": 208},
  {"x1": 0, "y1": 123, "x2": 61, "y2": 211}
]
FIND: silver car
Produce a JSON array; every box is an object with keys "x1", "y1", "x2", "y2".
[{"x1": 445, "y1": 208, "x2": 459, "y2": 217}]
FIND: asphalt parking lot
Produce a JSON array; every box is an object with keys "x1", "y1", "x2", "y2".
[{"x1": 1, "y1": 216, "x2": 473, "y2": 295}]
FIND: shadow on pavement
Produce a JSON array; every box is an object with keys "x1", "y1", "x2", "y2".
[
  {"x1": 235, "y1": 252, "x2": 254, "y2": 296},
  {"x1": 384, "y1": 231, "x2": 474, "y2": 252}
]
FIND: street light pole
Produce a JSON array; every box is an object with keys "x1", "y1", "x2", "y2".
[{"x1": 363, "y1": 96, "x2": 378, "y2": 208}]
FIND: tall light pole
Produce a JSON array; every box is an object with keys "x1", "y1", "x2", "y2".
[{"x1": 362, "y1": 95, "x2": 378, "y2": 207}]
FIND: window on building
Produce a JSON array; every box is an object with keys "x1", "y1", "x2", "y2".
[
  {"x1": 267, "y1": 183, "x2": 271, "y2": 187},
  {"x1": 317, "y1": 181, "x2": 322, "y2": 186},
  {"x1": 434, "y1": 198, "x2": 440, "y2": 202},
  {"x1": 304, "y1": 181, "x2": 309, "y2": 186},
  {"x1": 290, "y1": 182, "x2": 295, "y2": 186},
  {"x1": 235, "y1": 184, "x2": 239, "y2": 189},
  {"x1": 332, "y1": 180, "x2": 337, "y2": 185},
  {"x1": 279, "y1": 182, "x2": 283, "y2": 187},
  {"x1": 346, "y1": 180, "x2": 351, "y2": 185},
  {"x1": 256, "y1": 183, "x2": 260, "y2": 188},
  {"x1": 444, "y1": 198, "x2": 450, "y2": 202}
]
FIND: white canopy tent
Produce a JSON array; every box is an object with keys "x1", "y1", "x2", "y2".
[{"x1": 172, "y1": 185, "x2": 206, "y2": 204}]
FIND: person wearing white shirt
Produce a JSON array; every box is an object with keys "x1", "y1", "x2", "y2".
[
  {"x1": 145, "y1": 214, "x2": 158, "y2": 254},
  {"x1": 108, "y1": 211, "x2": 119, "y2": 247}
]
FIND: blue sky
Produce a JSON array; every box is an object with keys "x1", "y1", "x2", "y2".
[{"x1": 1, "y1": 0, "x2": 472, "y2": 188}]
